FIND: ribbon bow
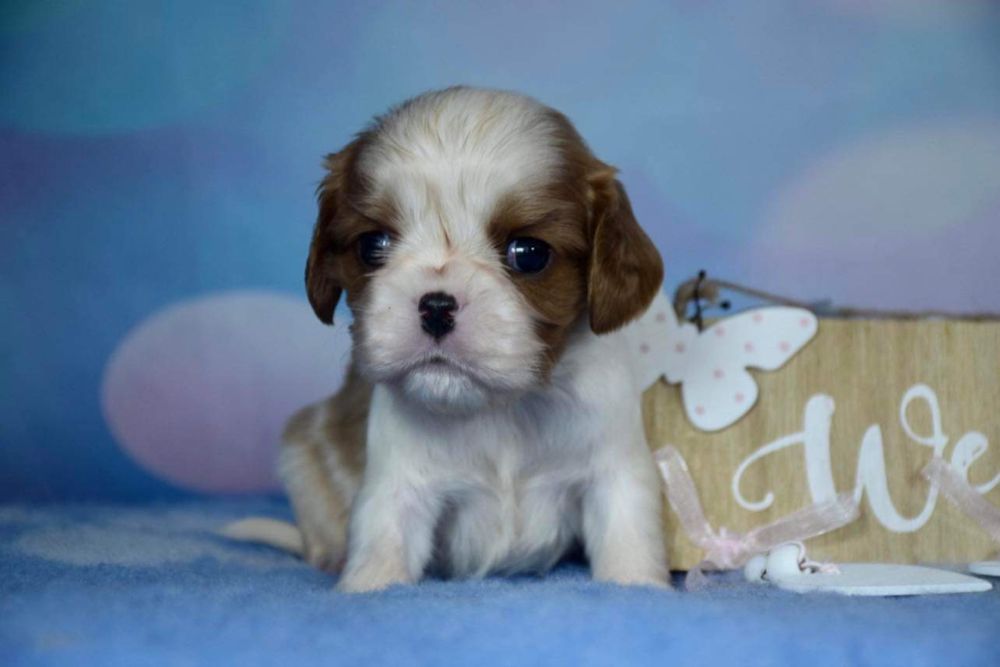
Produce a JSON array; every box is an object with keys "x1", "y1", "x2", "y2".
[
  {"x1": 654, "y1": 445, "x2": 860, "y2": 589},
  {"x1": 922, "y1": 457, "x2": 1000, "y2": 555}
]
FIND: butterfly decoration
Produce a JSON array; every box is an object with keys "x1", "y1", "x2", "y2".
[{"x1": 624, "y1": 280, "x2": 818, "y2": 432}]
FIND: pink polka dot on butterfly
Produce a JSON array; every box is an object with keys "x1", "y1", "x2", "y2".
[
  {"x1": 744, "y1": 342, "x2": 755, "y2": 353},
  {"x1": 734, "y1": 392, "x2": 745, "y2": 403},
  {"x1": 799, "y1": 317, "x2": 811, "y2": 328},
  {"x1": 713, "y1": 368, "x2": 725, "y2": 379},
  {"x1": 752, "y1": 313, "x2": 763, "y2": 323},
  {"x1": 779, "y1": 341, "x2": 791, "y2": 352},
  {"x1": 674, "y1": 342, "x2": 686, "y2": 353},
  {"x1": 639, "y1": 343, "x2": 650, "y2": 354},
  {"x1": 694, "y1": 405, "x2": 706, "y2": 416},
  {"x1": 655, "y1": 312, "x2": 667, "y2": 323},
  {"x1": 714, "y1": 326, "x2": 726, "y2": 337}
]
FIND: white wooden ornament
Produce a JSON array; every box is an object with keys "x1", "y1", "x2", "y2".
[
  {"x1": 969, "y1": 561, "x2": 1000, "y2": 577},
  {"x1": 743, "y1": 544, "x2": 991, "y2": 595},
  {"x1": 626, "y1": 292, "x2": 818, "y2": 432},
  {"x1": 772, "y1": 563, "x2": 991, "y2": 596}
]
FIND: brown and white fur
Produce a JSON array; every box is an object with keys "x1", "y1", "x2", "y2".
[{"x1": 226, "y1": 87, "x2": 669, "y2": 592}]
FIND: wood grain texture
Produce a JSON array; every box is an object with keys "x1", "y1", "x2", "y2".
[{"x1": 642, "y1": 319, "x2": 1000, "y2": 569}]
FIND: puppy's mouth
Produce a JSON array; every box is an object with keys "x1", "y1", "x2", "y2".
[
  {"x1": 394, "y1": 351, "x2": 496, "y2": 414},
  {"x1": 424, "y1": 354, "x2": 451, "y2": 366},
  {"x1": 411, "y1": 353, "x2": 473, "y2": 376},
  {"x1": 356, "y1": 332, "x2": 539, "y2": 409}
]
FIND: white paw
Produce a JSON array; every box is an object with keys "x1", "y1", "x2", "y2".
[
  {"x1": 593, "y1": 564, "x2": 671, "y2": 589},
  {"x1": 336, "y1": 559, "x2": 413, "y2": 593}
]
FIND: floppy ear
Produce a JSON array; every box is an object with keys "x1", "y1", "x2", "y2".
[
  {"x1": 305, "y1": 147, "x2": 355, "y2": 325},
  {"x1": 586, "y1": 169, "x2": 664, "y2": 334}
]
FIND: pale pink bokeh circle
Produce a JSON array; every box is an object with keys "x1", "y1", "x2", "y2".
[
  {"x1": 101, "y1": 291, "x2": 351, "y2": 494},
  {"x1": 749, "y1": 121, "x2": 1000, "y2": 311}
]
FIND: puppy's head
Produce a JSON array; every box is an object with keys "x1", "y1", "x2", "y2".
[{"x1": 306, "y1": 87, "x2": 662, "y2": 414}]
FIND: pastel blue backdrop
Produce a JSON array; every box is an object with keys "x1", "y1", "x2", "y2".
[{"x1": 3, "y1": 1, "x2": 1000, "y2": 501}]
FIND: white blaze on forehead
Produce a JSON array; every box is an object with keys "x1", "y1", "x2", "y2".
[{"x1": 360, "y1": 88, "x2": 562, "y2": 247}]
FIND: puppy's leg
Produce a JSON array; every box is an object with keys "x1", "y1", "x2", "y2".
[
  {"x1": 337, "y1": 386, "x2": 443, "y2": 593},
  {"x1": 337, "y1": 475, "x2": 441, "y2": 593},
  {"x1": 279, "y1": 437, "x2": 351, "y2": 571},
  {"x1": 582, "y1": 436, "x2": 669, "y2": 587},
  {"x1": 280, "y1": 369, "x2": 369, "y2": 572}
]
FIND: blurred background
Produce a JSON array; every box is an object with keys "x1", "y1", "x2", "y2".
[{"x1": 2, "y1": 1, "x2": 999, "y2": 501}]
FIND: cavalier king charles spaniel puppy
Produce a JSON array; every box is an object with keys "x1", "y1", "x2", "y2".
[{"x1": 228, "y1": 86, "x2": 668, "y2": 592}]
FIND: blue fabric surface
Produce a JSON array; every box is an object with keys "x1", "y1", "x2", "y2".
[{"x1": 2, "y1": 501, "x2": 999, "y2": 667}]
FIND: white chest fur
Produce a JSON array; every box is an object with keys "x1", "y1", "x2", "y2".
[{"x1": 352, "y1": 325, "x2": 660, "y2": 583}]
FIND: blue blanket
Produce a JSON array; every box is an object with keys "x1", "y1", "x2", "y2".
[{"x1": 2, "y1": 501, "x2": 998, "y2": 666}]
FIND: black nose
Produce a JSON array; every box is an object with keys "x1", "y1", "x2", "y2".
[{"x1": 419, "y1": 291, "x2": 458, "y2": 340}]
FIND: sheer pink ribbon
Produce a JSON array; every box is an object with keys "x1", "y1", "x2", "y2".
[
  {"x1": 654, "y1": 445, "x2": 860, "y2": 589},
  {"x1": 922, "y1": 457, "x2": 1000, "y2": 557}
]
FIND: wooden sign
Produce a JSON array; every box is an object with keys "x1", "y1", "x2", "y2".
[{"x1": 640, "y1": 317, "x2": 1000, "y2": 570}]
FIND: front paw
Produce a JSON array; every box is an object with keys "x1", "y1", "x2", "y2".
[
  {"x1": 297, "y1": 520, "x2": 348, "y2": 573},
  {"x1": 336, "y1": 558, "x2": 413, "y2": 594},
  {"x1": 592, "y1": 564, "x2": 672, "y2": 589},
  {"x1": 305, "y1": 542, "x2": 346, "y2": 574}
]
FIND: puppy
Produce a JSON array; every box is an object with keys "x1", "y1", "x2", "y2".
[{"x1": 229, "y1": 87, "x2": 668, "y2": 592}]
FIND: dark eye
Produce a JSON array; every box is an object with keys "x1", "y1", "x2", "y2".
[
  {"x1": 505, "y1": 237, "x2": 551, "y2": 274},
  {"x1": 358, "y1": 231, "x2": 392, "y2": 267}
]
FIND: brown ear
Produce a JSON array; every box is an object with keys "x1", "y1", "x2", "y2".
[
  {"x1": 587, "y1": 171, "x2": 664, "y2": 334},
  {"x1": 305, "y1": 147, "x2": 355, "y2": 324}
]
